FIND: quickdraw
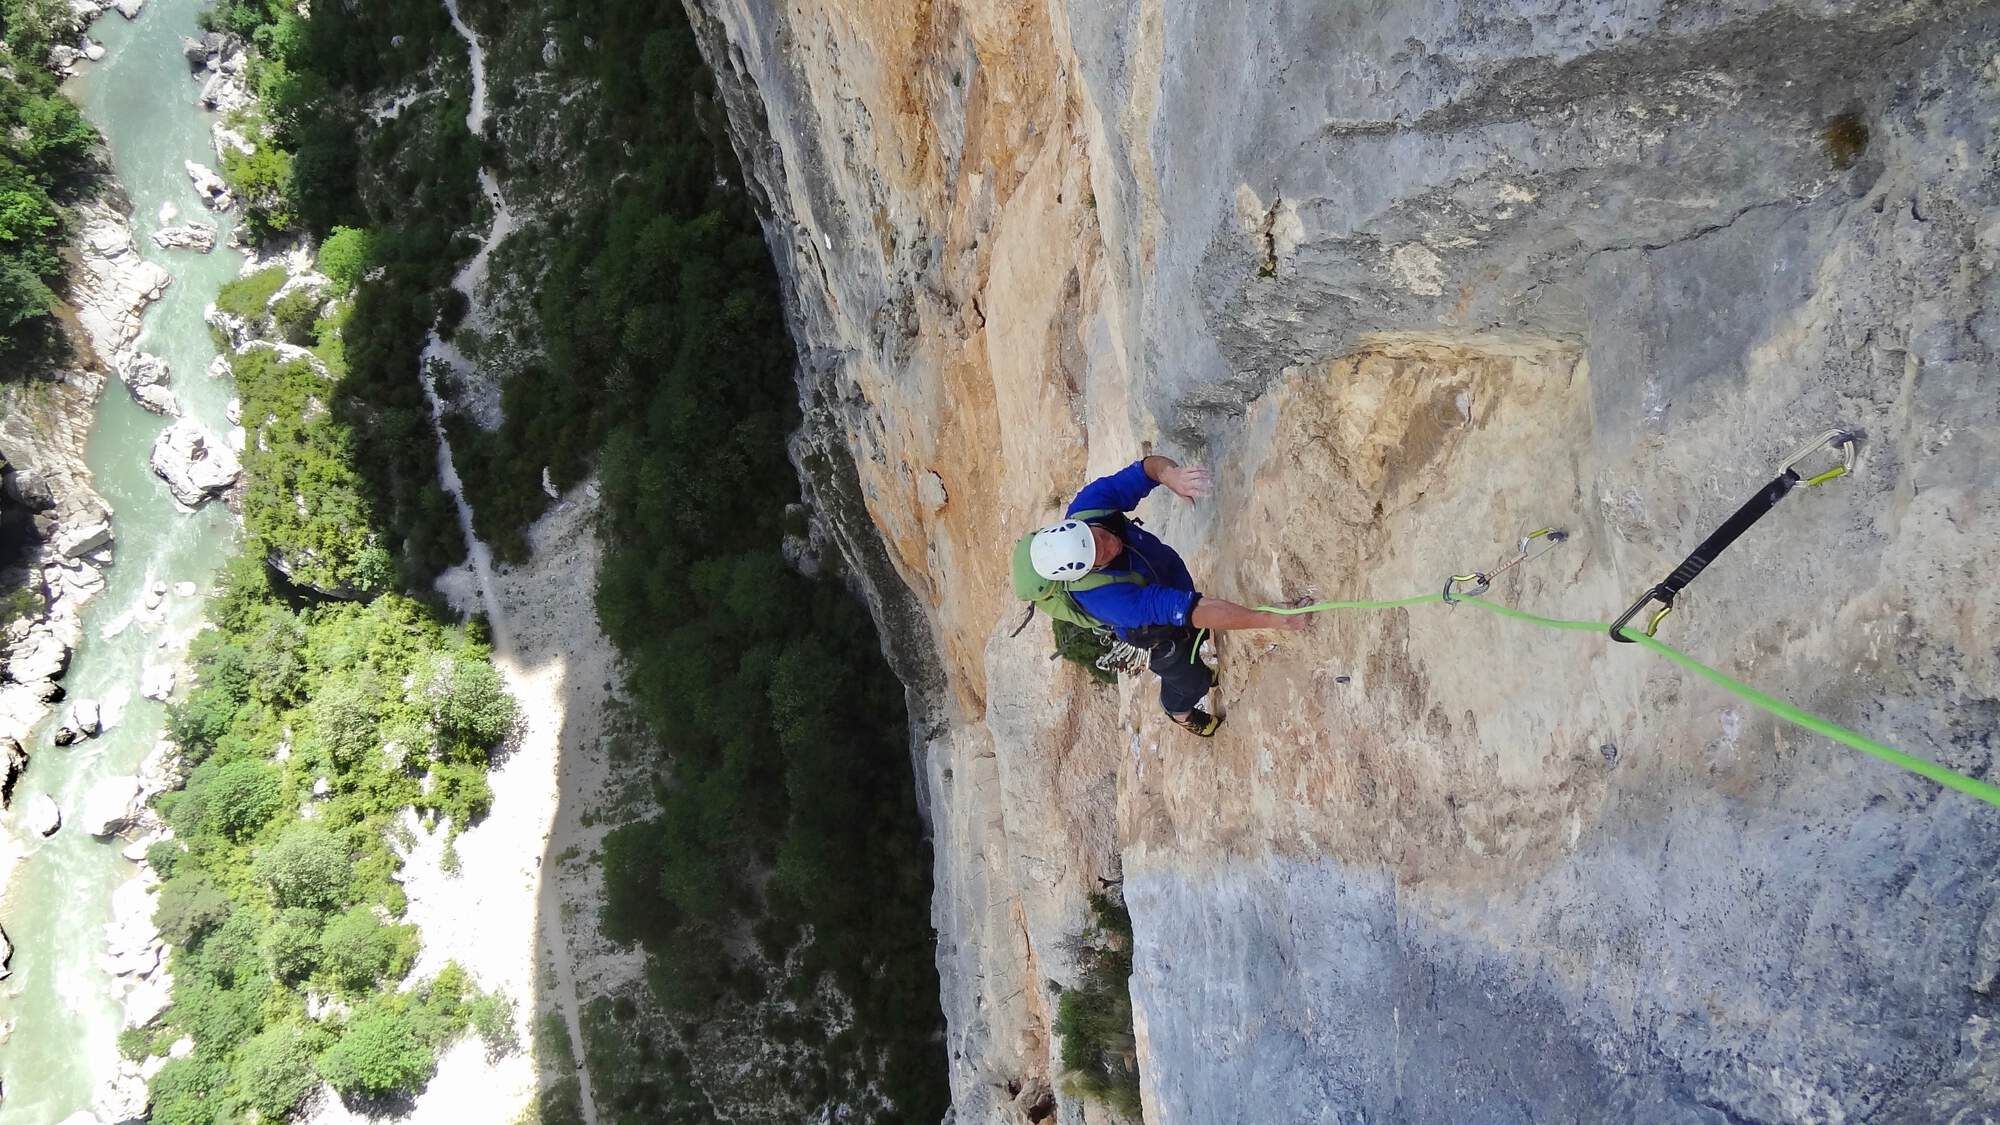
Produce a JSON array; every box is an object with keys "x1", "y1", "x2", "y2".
[
  {"x1": 1611, "y1": 428, "x2": 1857, "y2": 642},
  {"x1": 1442, "y1": 527, "x2": 1570, "y2": 604}
]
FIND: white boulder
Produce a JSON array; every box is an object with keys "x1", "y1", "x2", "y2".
[
  {"x1": 182, "y1": 160, "x2": 233, "y2": 211},
  {"x1": 91, "y1": 1070, "x2": 148, "y2": 1124},
  {"x1": 139, "y1": 665, "x2": 174, "y2": 703},
  {"x1": 150, "y1": 224, "x2": 217, "y2": 253},
  {"x1": 66, "y1": 698, "x2": 101, "y2": 737},
  {"x1": 77, "y1": 776, "x2": 141, "y2": 837},
  {"x1": 148, "y1": 420, "x2": 239, "y2": 507},
  {"x1": 198, "y1": 69, "x2": 251, "y2": 115},
  {"x1": 0, "y1": 923, "x2": 10, "y2": 980},
  {"x1": 131, "y1": 385, "x2": 180, "y2": 417},
  {"x1": 173, "y1": 581, "x2": 196, "y2": 598},
  {"x1": 120, "y1": 353, "x2": 169, "y2": 388},
  {"x1": 124, "y1": 975, "x2": 171, "y2": 1027},
  {"x1": 26, "y1": 792, "x2": 61, "y2": 836},
  {"x1": 136, "y1": 739, "x2": 182, "y2": 801},
  {"x1": 212, "y1": 122, "x2": 254, "y2": 159},
  {"x1": 113, "y1": 0, "x2": 143, "y2": 17}
]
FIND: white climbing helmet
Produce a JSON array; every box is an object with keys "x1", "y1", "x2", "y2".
[{"x1": 1030, "y1": 520, "x2": 1097, "y2": 580}]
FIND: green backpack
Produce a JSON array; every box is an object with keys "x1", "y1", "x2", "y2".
[{"x1": 1009, "y1": 508, "x2": 1145, "y2": 635}]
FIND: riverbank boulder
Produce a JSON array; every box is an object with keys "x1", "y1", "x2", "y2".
[
  {"x1": 0, "y1": 923, "x2": 10, "y2": 980},
  {"x1": 182, "y1": 160, "x2": 233, "y2": 211},
  {"x1": 136, "y1": 739, "x2": 182, "y2": 801},
  {"x1": 148, "y1": 420, "x2": 239, "y2": 507},
  {"x1": 149, "y1": 224, "x2": 216, "y2": 253},
  {"x1": 90, "y1": 1071, "x2": 146, "y2": 1125},
  {"x1": 77, "y1": 776, "x2": 141, "y2": 837},
  {"x1": 203, "y1": 304, "x2": 252, "y2": 352},
  {"x1": 138, "y1": 665, "x2": 174, "y2": 703}
]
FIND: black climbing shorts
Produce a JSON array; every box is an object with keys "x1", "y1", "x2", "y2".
[{"x1": 1128, "y1": 625, "x2": 1215, "y2": 715}]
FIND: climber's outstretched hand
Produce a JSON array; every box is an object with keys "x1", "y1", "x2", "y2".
[{"x1": 1159, "y1": 463, "x2": 1212, "y2": 503}]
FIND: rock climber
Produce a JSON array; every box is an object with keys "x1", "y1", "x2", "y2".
[{"x1": 1025, "y1": 455, "x2": 1308, "y2": 736}]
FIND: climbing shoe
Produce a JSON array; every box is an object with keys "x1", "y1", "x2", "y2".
[{"x1": 1171, "y1": 708, "x2": 1224, "y2": 737}]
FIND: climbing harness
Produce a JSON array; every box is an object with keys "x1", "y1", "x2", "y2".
[
  {"x1": 1442, "y1": 526, "x2": 1569, "y2": 604},
  {"x1": 1254, "y1": 426, "x2": 2000, "y2": 812},
  {"x1": 1610, "y1": 429, "x2": 1857, "y2": 642}
]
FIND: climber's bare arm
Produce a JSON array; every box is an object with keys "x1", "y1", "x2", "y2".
[{"x1": 1190, "y1": 597, "x2": 1310, "y2": 633}]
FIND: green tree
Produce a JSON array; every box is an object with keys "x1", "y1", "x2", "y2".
[
  {"x1": 317, "y1": 906, "x2": 417, "y2": 993},
  {"x1": 319, "y1": 1005, "x2": 436, "y2": 1096},
  {"x1": 318, "y1": 225, "x2": 373, "y2": 292},
  {"x1": 424, "y1": 653, "x2": 515, "y2": 754},
  {"x1": 154, "y1": 875, "x2": 232, "y2": 947},
  {"x1": 223, "y1": 142, "x2": 297, "y2": 237},
  {"x1": 234, "y1": 1023, "x2": 323, "y2": 1119},
  {"x1": 254, "y1": 824, "x2": 352, "y2": 910},
  {"x1": 263, "y1": 907, "x2": 324, "y2": 982},
  {"x1": 205, "y1": 758, "x2": 281, "y2": 840},
  {"x1": 148, "y1": 1055, "x2": 227, "y2": 1125}
]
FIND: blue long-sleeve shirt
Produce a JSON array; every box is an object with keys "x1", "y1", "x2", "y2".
[{"x1": 1065, "y1": 461, "x2": 1202, "y2": 638}]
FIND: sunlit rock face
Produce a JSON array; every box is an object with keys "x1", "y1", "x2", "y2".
[{"x1": 682, "y1": 0, "x2": 2000, "y2": 1119}]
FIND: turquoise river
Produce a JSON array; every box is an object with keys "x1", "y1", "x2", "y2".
[{"x1": 1, "y1": 0, "x2": 245, "y2": 1118}]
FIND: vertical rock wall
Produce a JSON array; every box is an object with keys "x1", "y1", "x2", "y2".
[{"x1": 684, "y1": 0, "x2": 2000, "y2": 1119}]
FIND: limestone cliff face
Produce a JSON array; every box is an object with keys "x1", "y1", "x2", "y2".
[{"x1": 684, "y1": 0, "x2": 2000, "y2": 1119}]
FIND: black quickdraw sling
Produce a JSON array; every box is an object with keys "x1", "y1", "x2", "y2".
[{"x1": 1610, "y1": 428, "x2": 1857, "y2": 642}]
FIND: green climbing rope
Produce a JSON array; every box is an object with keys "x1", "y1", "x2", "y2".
[{"x1": 1257, "y1": 593, "x2": 2000, "y2": 810}]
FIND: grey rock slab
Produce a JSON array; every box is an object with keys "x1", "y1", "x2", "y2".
[{"x1": 55, "y1": 515, "x2": 113, "y2": 559}]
